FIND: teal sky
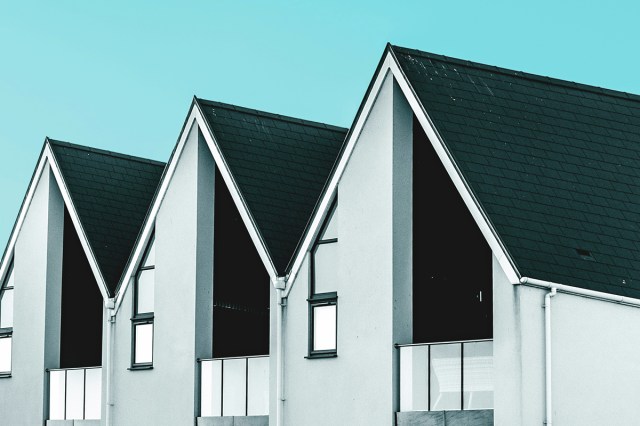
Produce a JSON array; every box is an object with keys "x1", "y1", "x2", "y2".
[{"x1": 1, "y1": 0, "x2": 639, "y2": 248}]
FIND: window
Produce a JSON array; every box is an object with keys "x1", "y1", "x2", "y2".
[
  {"x1": 131, "y1": 237, "x2": 155, "y2": 369},
  {"x1": 0, "y1": 261, "x2": 14, "y2": 376},
  {"x1": 308, "y1": 202, "x2": 338, "y2": 358}
]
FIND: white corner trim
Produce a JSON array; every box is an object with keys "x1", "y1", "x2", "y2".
[
  {"x1": 46, "y1": 143, "x2": 111, "y2": 302},
  {"x1": 285, "y1": 50, "x2": 521, "y2": 293},
  {"x1": 0, "y1": 142, "x2": 112, "y2": 302},
  {"x1": 0, "y1": 147, "x2": 49, "y2": 284},
  {"x1": 114, "y1": 110, "x2": 199, "y2": 312},
  {"x1": 284, "y1": 55, "x2": 395, "y2": 295},
  {"x1": 193, "y1": 104, "x2": 278, "y2": 281}
]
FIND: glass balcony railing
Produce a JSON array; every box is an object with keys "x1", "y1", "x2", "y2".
[
  {"x1": 398, "y1": 339, "x2": 493, "y2": 412},
  {"x1": 48, "y1": 366, "x2": 102, "y2": 420},
  {"x1": 200, "y1": 355, "x2": 269, "y2": 417}
]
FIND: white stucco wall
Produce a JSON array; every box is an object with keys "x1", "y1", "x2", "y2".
[
  {"x1": 275, "y1": 73, "x2": 412, "y2": 426},
  {"x1": 494, "y1": 254, "x2": 640, "y2": 425},
  {"x1": 111, "y1": 123, "x2": 214, "y2": 425},
  {"x1": 0, "y1": 165, "x2": 64, "y2": 425}
]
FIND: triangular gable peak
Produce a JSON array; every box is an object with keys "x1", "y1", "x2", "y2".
[
  {"x1": 115, "y1": 99, "x2": 347, "y2": 311},
  {"x1": 0, "y1": 139, "x2": 164, "y2": 302},
  {"x1": 285, "y1": 45, "x2": 521, "y2": 295}
]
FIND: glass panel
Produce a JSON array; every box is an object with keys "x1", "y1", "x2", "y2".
[
  {"x1": 65, "y1": 369, "x2": 85, "y2": 419},
  {"x1": 400, "y1": 345, "x2": 429, "y2": 412},
  {"x1": 247, "y1": 357, "x2": 269, "y2": 415},
  {"x1": 313, "y1": 304, "x2": 337, "y2": 351},
  {"x1": 314, "y1": 243, "x2": 338, "y2": 294},
  {"x1": 430, "y1": 343, "x2": 461, "y2": 411},
  {"x1": 134, "y1": 323, "x2": 153, "y2": 364},
  {"x1": 0, "y1": 336, "x2": 11, "y2": 373},
  {"x1": 222, "y1": 358, "x2": 247, "y2": 416},
  {"x1": 0, "y1": 288, "x2": 13, "y2": 328},
  {"x1": 136, "y1": 270, "x2": 154, "y2": 314},
  {"x1": 49, "y1": 370, "x2": 66, "y2": 420},
  {"x1": 463, "y1": 341, "x2": 494, "y2": 409},
  {"x1": 321, "y1": 208, "x2": 338, "y2": 240},
  {"x1": 143, "y1": 240, "x2": 155, "y2": 267},
  {"x1": 201, "y1": 359, "x2": 222, "y2": 416},
  {"x1": 84, "y1": 368, "x2": 102, "y2": 419}
]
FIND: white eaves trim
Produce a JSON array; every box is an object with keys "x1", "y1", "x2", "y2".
[
  {"x1": 285, "y1": 51, "x2": 521, "y2": 296},
  {"x1": 114, "y1": 104, "x2": 279, "y2": 312},
  {"x1": 0, "y1": 141, "x2": 111, "y2": 302}
]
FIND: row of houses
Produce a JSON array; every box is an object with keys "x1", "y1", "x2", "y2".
[{"x1": 2, "y1": 43, "x2": 640, "y2": 425}]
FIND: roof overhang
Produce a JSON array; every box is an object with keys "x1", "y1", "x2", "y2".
[
  {"x1": 284, "y1": 47, "x2": 522, "y2": 295},
  {"x1": 0, "y1": 139, "x2": 111, "y2": 302},
  {"x1": 114, "y1": 100, "x2": 279, "y2": 312}
]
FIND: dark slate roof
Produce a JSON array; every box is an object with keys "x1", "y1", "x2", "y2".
[
  {"x1": 49, "y1": 139, "x2": 165, "y2": 296},
  {"x1": 195, "y1": 98, "x2": 348, "y2": 274},
  {"x1": 391, "y1": 44, "x2": 640, "y2": 298}
]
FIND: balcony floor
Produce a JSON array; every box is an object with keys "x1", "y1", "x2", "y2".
[{"x1": 396, "y1": 410, "x2": 493, "y2": 426}]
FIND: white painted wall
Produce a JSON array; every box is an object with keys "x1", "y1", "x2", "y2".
[
  {"x1": 494, "y1": 254, "x2": 640, "y2": 425},
  {"x1": 111, "y1": 122, "x2": 215, "y2": 425},
  {"x1": 275, "y1": 73, "x2": 412, "y2": 426},
  {"x1": 0, "y1": 165, "x2": 64, "y2": 425}
]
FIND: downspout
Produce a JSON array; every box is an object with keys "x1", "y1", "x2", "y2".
[
  {"x1": 273, "y1": 277, "x2": 286, "y2": 426},
  {"x1": 105, "y1": 298, "x2": 116, "y2": 426},
  {"x1": 518, "y1": 277, "x2": 640, "y2": 426},
  {"x1": 543, "y1": 287, "x2": 556, "y2": 426}
]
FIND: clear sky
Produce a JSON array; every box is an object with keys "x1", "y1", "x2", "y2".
[{"x1": 1, "y1": 0, "x2": 639, "y2": 248}]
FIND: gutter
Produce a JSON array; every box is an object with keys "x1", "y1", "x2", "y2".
[
  {"x1": 518, "y1": 277, "x2": 640, "y2": 426},
  {"x1": 273, "y1": 277, "x2": 286, "y2": 426},
  {"x1": 105, "y1": 298, "x2": 116, "y2": 426}
]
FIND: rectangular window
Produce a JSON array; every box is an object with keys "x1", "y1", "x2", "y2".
[
  {"x1": 0, "y1": 261, "x2": 14, "y2": 377},
  {"x1": 308, "y1": 201, "x2": 338, "y2": 358},
  {"x1": 131, "y1": 237, "x2": 155, "y2": 369}
]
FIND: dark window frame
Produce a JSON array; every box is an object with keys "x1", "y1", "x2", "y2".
[
  {"x1": 307, "y1": 200, "x2": 338, "y2": 359},
  {"x1": 130, "y1": 236, "x2": 155, "y2": 370},
  {"x1": 0, "y1": 260, "x2": 13, "y2": 377}
]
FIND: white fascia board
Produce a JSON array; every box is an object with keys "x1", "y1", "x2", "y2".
[
  {"x1": 46, "y1": 143, "x2": 111, "y2": 301},
  {"x1": 0, "y1": 142, "x2": 111, "y2": 302},
  {"x1": 114, "y1": 110, "x2": 199, "y2": 312},
  {"x1": 193, "y1": 103, "x2": 279, "y2": 281},
  {"x1": 0, "y1": 146, "x2": 49, "y2": 284},
  {"x1": 285, "y1": 51, "x2": 521, "y2": 294},
  {"x1": 284, "y1": 55, "x2": 395, "y2": 295}
]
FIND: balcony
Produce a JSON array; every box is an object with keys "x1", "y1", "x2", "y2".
[
  {"x1": 47, "y1": 366, "x2": 102, "y2": 424},
  {"x1": 397, "y1": 340, "x2": 493, "y2": 426},
  {"x1": 198, "y1": 355, "x2": 269, "y2": 426}
]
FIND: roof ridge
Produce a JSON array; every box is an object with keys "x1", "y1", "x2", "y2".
[
  {"x1": 195, "y1": 97, "x2": 349, "y2": 133},
  {"x1": 47, "y1": 138, "x2": 166, "y2": 167},
  {"x1": 390, "y1": 44, "x2": 640, "y2": 104}
]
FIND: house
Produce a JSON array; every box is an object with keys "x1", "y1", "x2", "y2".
[{"x1": 3, "y1": 43, "x2": 640, "y2": 426}]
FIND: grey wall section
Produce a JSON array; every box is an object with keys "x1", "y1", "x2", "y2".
[
  {"x1": 494, "y1": 253, "x2": 640, "y2": 425},
  {"x1": 396, "y1": 409, "x2": 493, "y2": 426},
  {"x1": 276, "y1": 74, "x2": 412, "y2": 426},
  {"x1": 111, "y1": 123, "x2": 215, "y2": 425},
  {"x1": 0, "y1": 165, "x2": 64, "y2": 425}
]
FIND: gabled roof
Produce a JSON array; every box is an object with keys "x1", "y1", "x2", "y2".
[
  {"x1": 48, "y1": 140, "x2": 165, "y2": 296},
  {"x1": 390, "y1": 44, "x2": 640, "y2": 298},
  {"x1": 195, "y1": 98, "x2": 348, "y2": 275}
]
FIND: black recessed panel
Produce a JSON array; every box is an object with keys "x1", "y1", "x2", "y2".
[
  {"x1": 213, "y1": 167, "x2": 270, "y2": 358},
  {"x1": 60, "y1": 208, "x2": 103, "y2": 368},
  {"x1": 413, "y1": 116, "x2": 492, "y2": 343}
]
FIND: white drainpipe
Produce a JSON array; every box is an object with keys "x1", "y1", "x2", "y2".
[
  {"x1": 273, "y1": 277, "x2": 286, "y2": 426},
  {"x1": 518, "y1": 277, "x2": 640, "y2": 426},
  {"x1": 544, "y1": 287, "x2": 556, "y2": 426},
  {"x1": 105, "y1": 298, "x2": 116, "y2": 426}
]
